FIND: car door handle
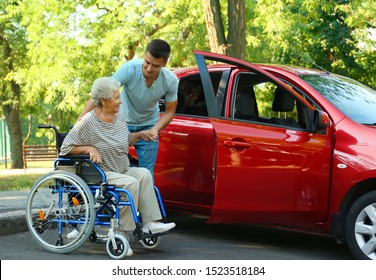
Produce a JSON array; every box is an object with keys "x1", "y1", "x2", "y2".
[{"x1": 223, "y1": 140, "x2": 252, "y2": 149}]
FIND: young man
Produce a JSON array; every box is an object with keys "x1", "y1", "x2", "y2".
[{"x1": 80, "y1": 39, "x2": 178, "y2": 178}]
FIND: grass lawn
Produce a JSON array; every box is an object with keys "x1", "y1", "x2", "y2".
[
  {"x1": 0, "y1": 173, "x2": 43, "y2": 191},
  {"x1": 0, "y1": 161, "x2": 54, "y2": 191}
]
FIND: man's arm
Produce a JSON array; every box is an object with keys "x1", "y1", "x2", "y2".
[
  {"x1": 78, "y1": 99, "x2": 96, "y2": 120},
  {"x1": 145, "y1": 100, "x2": 177, "y2": 141}
]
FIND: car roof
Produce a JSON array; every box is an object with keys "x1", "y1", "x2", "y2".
[
  {"x1": 256, "y1": 64, "x2": 329, "y2": 76},
  {"x1": 171, "y1": 63, "x2": 328, "y2": 78}
]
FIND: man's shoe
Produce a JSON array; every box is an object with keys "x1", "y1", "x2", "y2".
[
  {"x1": 67, "y1": 229, "x2": 79, "y2": 239},
  {"x1": 142, "y1": 222, "x2": 176, "y2": 234}
]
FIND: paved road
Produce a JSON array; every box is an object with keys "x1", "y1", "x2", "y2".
[
  {"x1": 0, "y1": 169, "x2": 369, "y2": 280},
  {"x1": 0, "y1": 181, "x2": 354, "y2": 260},
  {"x1": 0, "y1": 211, "x2": 354, "y2": 260}
]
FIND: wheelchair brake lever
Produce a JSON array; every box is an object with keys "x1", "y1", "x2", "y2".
[
  {"x1": 94, "y1": 189, "x2": 101, "y2": 208},
  {"x1": 93, "y1": 183, "x2": 108, "y2": 207}
]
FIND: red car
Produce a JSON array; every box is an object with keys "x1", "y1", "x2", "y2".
[{"x1": 141, "y1": 51, "x2": 376, "y2": 260}]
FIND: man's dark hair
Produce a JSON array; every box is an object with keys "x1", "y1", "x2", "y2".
[{"x1": 146, "y1": 39, "x2": 171, "y2": 61}]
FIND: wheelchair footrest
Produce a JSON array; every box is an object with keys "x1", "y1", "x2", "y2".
[{"x1": 132, "y1": 229, "x2": 172, "y2": 241}]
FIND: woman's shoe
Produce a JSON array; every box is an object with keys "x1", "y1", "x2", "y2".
[{"x1": 142, "y1": 221, "x2": 176, "y2": 234}]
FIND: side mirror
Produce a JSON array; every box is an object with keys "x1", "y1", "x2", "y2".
[{"x1": 313, "y1": 110, "x2": 330, "y2": 132}]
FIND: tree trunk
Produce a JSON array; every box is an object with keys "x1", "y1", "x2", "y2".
[
  {"x1": 228, "y1": 0, "x2": 246, "y2": 60},
  {"x1": 202, "y1": 0, "x2": 246, "y2": 58},
  {"x1": 202, "y1": 0, "x2": 227, "y2": 54},
  {"x1": 2, "y1": 97, "x2": 23, "y2": 169},
  {"x1": 1, "y1": 33, "x2": 23, "y2": 169}
]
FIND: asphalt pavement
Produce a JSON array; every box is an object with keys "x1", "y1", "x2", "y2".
[{"x1": 0, "y1": 168, "x2": 357, "y2": 261}]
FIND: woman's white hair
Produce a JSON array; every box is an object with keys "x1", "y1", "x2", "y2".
[{"x1": 90, "y1": 77, "x2": 121, "y2": 106}]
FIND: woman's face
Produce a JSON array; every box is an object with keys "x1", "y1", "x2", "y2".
[{"x1": 101, "y1": 89, "x2": 122, "y2": 113}]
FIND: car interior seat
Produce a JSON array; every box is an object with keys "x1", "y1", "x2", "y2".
[
  {"x1": 234, "y1": 87, "x2": 259, "y2": 121},
  {"x1": 271, "y1": 88, "x2": 300, "y2": 128},
  {"x1": 176, "y1": 84, "x2": 186, "y2": 114},
  {"x1": 183, "y1": 82, "x2": 208, "y2": 117}
]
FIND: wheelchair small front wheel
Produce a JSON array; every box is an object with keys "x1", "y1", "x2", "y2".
[
  {"x1": 139, "y1": 236, "x2": 161, "y2": 249},
  {"x1": 106, "y1": 234, "x2": 129, "y2": 259}
]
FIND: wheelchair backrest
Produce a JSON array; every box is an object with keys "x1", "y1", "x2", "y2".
[{"x1": 56, "y1": 132, "x2": 68, "y2": 155}]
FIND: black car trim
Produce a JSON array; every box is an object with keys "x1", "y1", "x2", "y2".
[
  {"x1": 216, "y1": 70, "x2": 231, "y2": 117},
  {"x1": 195, "y1": 53, "x2": 219, "y2": 118}
]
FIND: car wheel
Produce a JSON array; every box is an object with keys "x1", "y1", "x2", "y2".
[{"x1": 345, "y1": 191, "x2": 376, "y2": 260}]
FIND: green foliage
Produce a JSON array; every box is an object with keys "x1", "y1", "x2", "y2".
[
  {"x1": 0, "y1": 0, "x2": 28, "y2": 105},
  {"x1": 250, "y1": 0, "x2": 376, "y2": 87},
  {"x1": 1, "y1": 0, "x2": 376, "y2": 147},
  {"x1": 13, "y1": 0, "x2": 209, "y2": 134}
]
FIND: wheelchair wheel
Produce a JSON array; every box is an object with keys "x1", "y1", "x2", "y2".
[
  {"x1": 26, "y1": 170, "x2": 96, "y2": 254},
  {"x1": 139, "y1": 236, "x2": 161, "y2": 249},
  {"x1": 106, "y1": 233, "x2": 128, "y2": 259}
]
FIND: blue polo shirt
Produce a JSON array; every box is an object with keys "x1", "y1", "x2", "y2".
[{"x1": 113, "y1": 59, "x2": 178, "y2": 126}]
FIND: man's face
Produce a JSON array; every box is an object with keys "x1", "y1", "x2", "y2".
[{"x1": 142, "y1": 52, "x2": 166, "y2": 80}]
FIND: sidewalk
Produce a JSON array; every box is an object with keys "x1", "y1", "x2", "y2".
[
  {"x1": 0, "y1": 167, "x2": 53, "y2": 176},
  {"x1": 0, "y1": 168, "x2": 53, "y2": 235}
]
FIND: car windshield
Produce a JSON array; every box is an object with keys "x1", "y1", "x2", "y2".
[{"x1": 300, "y1": 74, "x2": 376, "y2": 125}]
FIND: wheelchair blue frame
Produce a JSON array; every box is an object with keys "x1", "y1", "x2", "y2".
[
  {"x1": 26, "y1": 124, "x2": 170, "y2": 259},
  {"x1": 54, "y1": 157, "x2": 167, "y2": 236}
]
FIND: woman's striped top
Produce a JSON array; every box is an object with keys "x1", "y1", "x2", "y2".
[{"x1": 60, "y1": 110, "x2": 130, "y2": 174}]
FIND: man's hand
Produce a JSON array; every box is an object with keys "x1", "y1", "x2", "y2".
[{"x1": 140, "y1": 128, "x2": 158, "y2": 142}]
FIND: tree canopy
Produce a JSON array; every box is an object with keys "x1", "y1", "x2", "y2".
[{"x1": 1, "y1": 0, "x2": 375, "y2": 167}]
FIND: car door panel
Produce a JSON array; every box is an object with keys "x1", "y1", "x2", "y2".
[
  {"x1": 155, "y1": 115, "x2": 216, "y2": 214},
  {"x1": 194, "y1": 51, "x2": 334, "y2": 228},
  {"x1": 209, "y1": 119, "x2": 333, "y2": 227}
]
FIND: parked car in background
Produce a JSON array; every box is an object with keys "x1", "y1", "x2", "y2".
[{"x1": 134, "y1": 50, "x2": 376, "y2": 260}]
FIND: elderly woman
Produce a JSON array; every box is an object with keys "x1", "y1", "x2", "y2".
[{"x1": 60, "y1": 77, "x2": 175, "y2": 256}]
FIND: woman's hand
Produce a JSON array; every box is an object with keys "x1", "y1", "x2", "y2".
[{"x1": 88, "y1": 147, "x2": 102, "y2": 164}]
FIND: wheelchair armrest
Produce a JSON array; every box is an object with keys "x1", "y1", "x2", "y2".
[
  {"x1": 55, "y1": 154, "x2": 105, "y2": 184},
  {"x1": 58, "y1": 154, "x2": 90, "y2": 160}
]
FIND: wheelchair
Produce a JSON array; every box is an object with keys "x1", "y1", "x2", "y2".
[{"x1": 25, "y1": 124, "x2": 170, "y2": 259}]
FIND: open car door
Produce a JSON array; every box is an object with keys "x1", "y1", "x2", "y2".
[{"x1": 194, "y1": 50, "x2": 333, "y2": 227}]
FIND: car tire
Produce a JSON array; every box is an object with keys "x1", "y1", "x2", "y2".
[{"x1": 345, "y1": 191, "x2": 376, "y2": 260}]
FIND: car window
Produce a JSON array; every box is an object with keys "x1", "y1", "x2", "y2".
[
  {"x1": 301, "y1": 74, "x2": 376, "y2": 125},
  {"x1": 175, "y1": 73, "x2": 223, "y2": 117},
  {"x1": 279, "y1": 78, "x2": 322, "y2": 111},
  {"x1": 176, "y1": 78, "x2": 207, "y2": 116},
  {"x1": 231, "y1": 72, "x2": 306, "y2": 129}
]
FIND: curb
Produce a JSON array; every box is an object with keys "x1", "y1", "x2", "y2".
[
  {"x1": 0, "y1": 189, "x2": 33, "y2": 236},
  {"x1": 0, "y1": 211, "x2": 28, "y2": 236}
]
